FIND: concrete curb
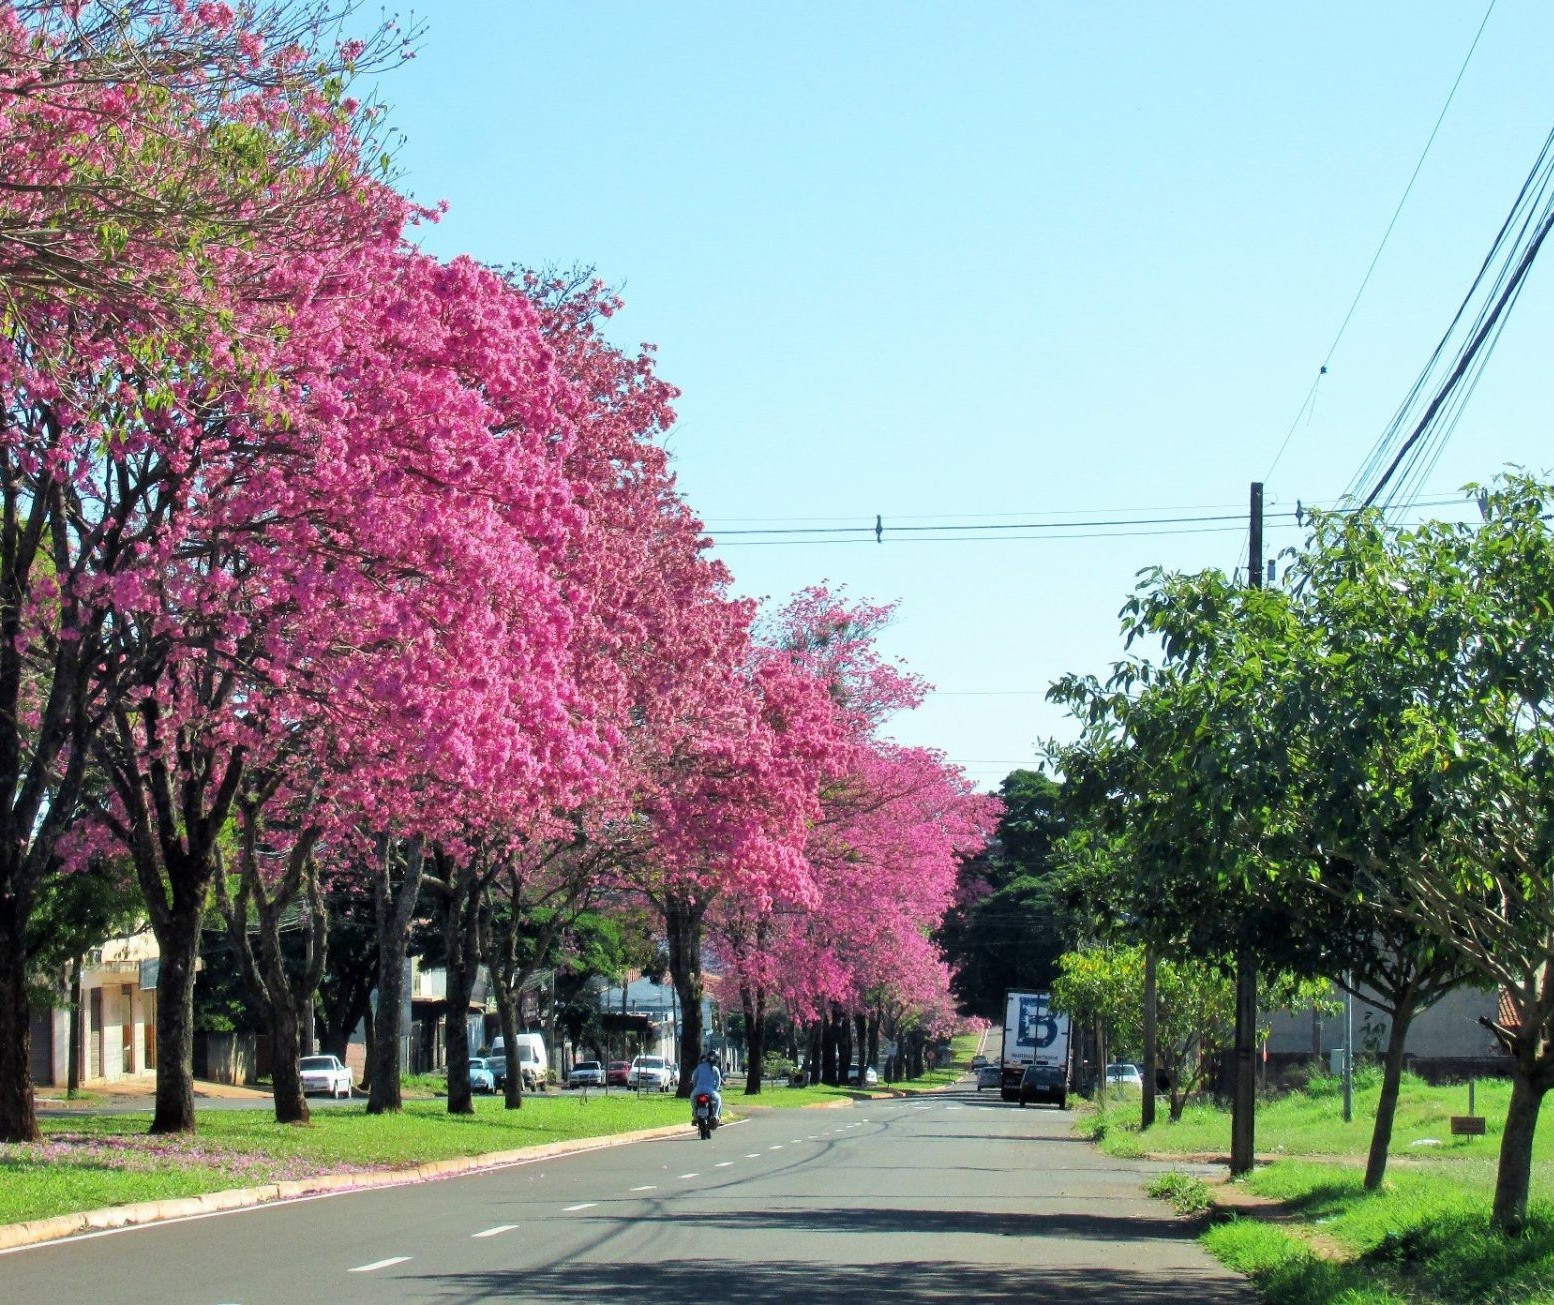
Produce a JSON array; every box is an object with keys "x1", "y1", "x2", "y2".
[{"x1": 0, "y1": 1122, "x2": 691, "y2": 1254}]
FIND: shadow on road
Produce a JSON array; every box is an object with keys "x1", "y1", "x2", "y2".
[
  {"x1": 580, "y1": 1203, "x2": 1192, "y2": 1242},
  {"x1": 424, "y1": 1259, "x2": 1250, "y2": 1304}
]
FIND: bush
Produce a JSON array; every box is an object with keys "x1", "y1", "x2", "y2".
[{"x1": 762, "y1": 1052, "x2": 796, "y2": 1082}]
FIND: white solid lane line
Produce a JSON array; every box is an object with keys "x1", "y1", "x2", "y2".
[
  {"x1": 349, "y1": 1257, "x2": 411, "y2": 1273},
  {"x1": 471, "y1": 1225, "x2": 518, "y2": 1238},
  {"x1": 563, "y1": 1203, "x2": 597, "y2": 1212}
]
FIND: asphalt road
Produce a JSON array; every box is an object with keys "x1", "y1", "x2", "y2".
[{"x1": 1, "y1": 1085, "x2": 1254, "y2": 1303}]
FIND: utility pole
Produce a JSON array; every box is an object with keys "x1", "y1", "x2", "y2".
[
  {"x1": 1141, "y1": 946, "x2": 1157, "y2": 1130},
  {"x1": 1230, "y1": 482, "x2": 1263, "y2": 1177}
]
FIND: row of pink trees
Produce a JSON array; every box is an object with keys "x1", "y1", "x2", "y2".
[{"x1": 0, "y1": 1, "x2": 997, "y2": 1143}]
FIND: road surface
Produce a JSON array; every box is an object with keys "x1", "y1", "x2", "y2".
[{"x1": 1, "y1": 1084, "x2": 1253, "y2": 1303}]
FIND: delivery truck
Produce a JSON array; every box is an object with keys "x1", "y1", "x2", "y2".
[{"x1": 1000, "y1": 990, "x2": 1070, "y2": 1105}]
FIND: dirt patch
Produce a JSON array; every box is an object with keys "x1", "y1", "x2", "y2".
[{"x1": 1204, "y1": 1175, "x2": 1348, "y2": 1261}]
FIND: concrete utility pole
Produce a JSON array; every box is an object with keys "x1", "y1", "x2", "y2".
[{"x1": 1230, "y1": 482, "x2": 1264, "y2": 1177}]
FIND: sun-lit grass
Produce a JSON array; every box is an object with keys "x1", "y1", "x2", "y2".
[
  {"x1": 1, "y1": 1091, "x2": 690, "y2": 1226},
  {"x1": 1105, "y1": 1076, "x2": 1554, "y2": 1302},
  {"x1": 1084, "y1": 1071, "x2": 1554, "y2": 1197}
]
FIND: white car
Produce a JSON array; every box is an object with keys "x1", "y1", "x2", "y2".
[
  {"x1": 299, "y1": 1054, "x2": 353, "y2": 1098},
  {"x1": 567, "y1": 1060, "x2": 606, "y2": 1088},
  {"x1": 626, "y1": 1055, "x2": 674, "y2": 1091},
  {"x1": 1104, "y1": 1062, "x2": 1145, "y2": 1088}
]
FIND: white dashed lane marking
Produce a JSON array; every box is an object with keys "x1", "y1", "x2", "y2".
[
  {"x1": 716, "y1": 1161, "x2": 734, "y2": 1167},
  {"x1": 471, "y1": 1225, "x2": 517, "y2": 1238},
  {"x1": 349, "y1": 1257, "x2": 411, "y2": 1273},
  {"x1": 563, "y1": 1203, "x2": 597, "y2": 1212},
  {"x1": 678, "y1": 1173, "x2": 699, "y2": 1179},
  {"x1": 630, "y1": 1185, "x2": 657, "y2": 1192}
]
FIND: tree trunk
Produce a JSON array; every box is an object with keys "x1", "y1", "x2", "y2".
[
  {"x1": 805, "y1": 1019, "x2": 822, "y2": 1085},
  {"x1": 664, "y1": 893, "x2": 706, "y2": 1098},
  {"x1": 67, "y1": 955, "x2": 82, "y2": 1100},
  {"x1": 495, "y1": 992, "x2": 524, "y2": 1110},
  {"x1": 0, "y1": 917, "x2": 39, "y2": 1142},
  {"x1": 1230, "y1": 947, "x2": 1258, "y2": 1176},
  {"x1": 269, "y1": 1001, "x2": 308, "y2": 1125},
  {"x1": 149, "y1": 919, "x2": 200, "y2": 1134},
  {"x1": 1364, "y1": 986, "x2": 1417, "y2": 1191},
  {"x1": 437, "y1": 850, "x2": 484, "y2": 1118},
  {"x1": 1492, "y1": 1044, "x2": 1550, "y2": 1234},
  {"x1": 741, "y1": 983, "x2": 765, "y2": 1096},
  {"x1": 866, "y1": 1009, "x2": 881, "y2": 1073},
  {"x1": 821, "y1": 1006, "x2": 840, "y2": 1085},
  {"x1": 367, "y1": 838, "x2": 424, "y2": 1115}
]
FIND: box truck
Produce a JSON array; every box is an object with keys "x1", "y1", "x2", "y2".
[{"x1": 1000, "y1": 991, "x2": 1070, "y2": 1105}]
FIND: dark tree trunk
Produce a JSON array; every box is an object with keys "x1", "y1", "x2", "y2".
[
  {"x1": 149, "y1": 916, "x2": 201, "y2": 1134},
  {"x1": 1493, "y1": 1036, "x2": 1552, "y2": 1234},
  {"x1": 866, "y1": 1009, "x2": 880, "y2": 1074},
  {"x1": 1364, "y1": 986, "x2": 1418, "y2": 1191},
  {"x1": 664, "y1": 892, "x2": 707, "y2": 1098},
  {"x1": 741, "y1": 983, "x2": 765, "y2": 1096},
  {"x1": 495, "y1": 995, "x2": 524, "y2": 1110},
  {"x1": 1230, "y1": 948, "x2": 1257, "y2": 1176},
  {"x1": 67, "y1": 955, "x2": 82, "y2": 1099},
  {"x1": 269, "y1": 1002, "x2": 308, "y2": 1125},
  {"x1": 838, "y1": 1008, "x2": 853, "y2": 1076},
  {"x1": 367, "y1": 839, "x2": 425, "y2": 1115},
  {"x1": 433, "y1": 846, "x2": 486, "y2": 1117},
  {"x1": 0, "y1": 914, "x2": 39, "y2": 1141},
  {"x1": 853, "y1": 1012, "x2": 868, "y2": 1079},
  {"x1": 821, "y1": 1007, "x2": 840, "y2": 1085},
  {"x1": 217, "y1": 816, "x2": 327, "y2": 1126},
  {"x1": 805, "y1": 1019, "x2": 822, "y2": 1084}
]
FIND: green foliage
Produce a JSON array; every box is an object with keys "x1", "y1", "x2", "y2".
[
  {"x1": 1145, "y1": 1169, "x2": 1214, "y2": 1216},
  {"x1": 937, "y1": 769, "x2": 1078, "y2": 1017}
]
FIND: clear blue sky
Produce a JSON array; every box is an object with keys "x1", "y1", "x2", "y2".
[{"x1": 378, "y1": 2, "x2": 1554, "y2": 793}]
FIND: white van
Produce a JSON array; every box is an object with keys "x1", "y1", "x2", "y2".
[{"x1": 489, "y1": 1034, "x2": 548, "y2": 1090}]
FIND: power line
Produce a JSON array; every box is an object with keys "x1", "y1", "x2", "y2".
[
  {"x1": 1350, "y1": 118, "x2": 1554, "y2": 511},
  {"x1": 1263, "y1": 0, "x2": 1499, "y2": 485}
]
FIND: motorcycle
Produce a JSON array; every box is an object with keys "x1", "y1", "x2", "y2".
[{"x1": 692, "y1": 1091, "x2": 719, "y2": 1140}]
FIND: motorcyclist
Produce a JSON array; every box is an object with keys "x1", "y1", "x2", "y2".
[{"x1": 689, "y1": 1051, "x2": 723, "y2": 1124}]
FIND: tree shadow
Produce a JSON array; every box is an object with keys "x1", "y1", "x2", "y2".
[{"x1": 420, "y1": 1258, "x2": 1253, "y2": 1304}]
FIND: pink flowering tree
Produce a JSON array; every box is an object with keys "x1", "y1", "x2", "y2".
[{"x1": 0, "y1": 0, "x2": 415, "y2": 1143}]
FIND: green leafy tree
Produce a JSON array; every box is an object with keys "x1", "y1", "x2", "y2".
[{"x1": 937, "y1": 770, "x2": 1075, "y2": 1018}]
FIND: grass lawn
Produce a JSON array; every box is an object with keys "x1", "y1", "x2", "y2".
[
  {"x1": 4, "y1": 1034, "x2": 979, "y2": 1230},
  {"x1": 1094, "y1": 1072, "x2": 1554, "y2": 1304},
  {"x1": 1, "y1": 1091, "x2": 689, "y2": 1227}
]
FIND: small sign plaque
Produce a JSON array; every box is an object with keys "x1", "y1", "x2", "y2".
[{"x1": 1450, "y1": 1116, "x2": 1486, "y2": 1136}]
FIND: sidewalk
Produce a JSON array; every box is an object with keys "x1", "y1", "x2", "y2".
[{"x1": 36, "y1": 1077, "x2": 272, "y2": 1108}]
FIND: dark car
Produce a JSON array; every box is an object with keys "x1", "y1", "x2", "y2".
[{"x1": 1018, "y1": 1062, "x2": 1067, "y2": 1110}]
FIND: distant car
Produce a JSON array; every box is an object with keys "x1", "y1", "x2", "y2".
[
  {"x1": 299, "y1": 1054, "x2": 352, "y2": 1099},
  {"x1": 466, "y1": 1057, "x2": 496, "y2": 1094},
  {"x1": 605, "y1": 1060, "x2": 631, "y2": 1086},
  {"x1": 1018, "y1": 1062, "x2": 1067, "y2": 1109},
  {"x1": 846, "y1": 1064, "x2": 879, "y2": 1086},
  {"x1": 976, "y1": 1064, "x2": 1002, "y2": 1091},
  {"x1": 971, "y1": 1054, "x2": 989, "y2": 1069},
  {"x1": 627, "y1": 1055, "x2": 674, "y2": 1091},
  {"x1": 1105, "y1": 1063, "x2": 1145, "y2": 1088},
  {"x1": 568, "y1": 1060, "x2": 606, "y2": 1088}
]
